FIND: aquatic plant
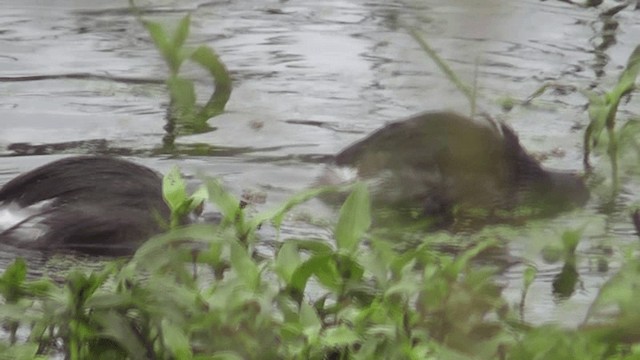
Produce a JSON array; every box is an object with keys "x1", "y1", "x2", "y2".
[
  {"x1": 0, "y1": 170, "x2": 639, "y2": 359},
  {"x1": 409, "y1": 29, "x2": 478, "y2": 116},
  {"x1": 130, "y1": 2, "x2": 232, "y2": 148},
  {"x1": 162, "y1": 165, "x2": 207, "y2": 229},
  {"x1": 583, "y1": 45, "x2": 640, "y2": 191}
]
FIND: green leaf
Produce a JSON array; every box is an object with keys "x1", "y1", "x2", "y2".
[
  {"x1": 523, "y1": 265, "x2": 537, "y2": 290},
  {"x1": 94, "y1": 311, "x2": 148, "y2": 360},
  {"x1": 163, "y1": 165, "x2": 188, "y2": 212},
  {"x1": 1, "y1": 257, "x2": 26, "y2": 284},
  {"x1": 0, "y1": 258, "x2": 27, "y2": 302},
  {"x1": 188, "y1": 185, "x2": 209, "y2": 213},
  {"x1": 612, "y1": 44, "x2": 640, "y2": 99},
  {"x1": 561, "y1": 228, "x2": 582, "y2": 254},
  {"x1": 143, "y1": 20, "x2": 180, "y2": 74},
  {"x1": 161, "y1": 319, "x2": 193, "y2": 359},
  {"x1": 275, "y1": 242, "x2": 301, "y2": 284},
  {"x1": 335, "y1": 183, "x2": 371, "y2": 253},
  {"x1": 290, "y1": 254, "x2": 335, "y2": 294},
  {"x1": 172, "y1": 14, "x2": 191, "y2": 50},
  {"x1": 205, "y1": 179, "x2": 241, "y2": 222},
  {"x1": 191, "y1": 45, "x2": 232, "y2": 119},
  {"x1": 168, "y1": 76, "x2": 197, "y2": 126},
  {"x1": 230, "y1": 240, "x2": 260, "y2": 290},
  {"x1": 299, "y1": 301, "x2": 322, "y2": 340},
  {"x1": 321, "y1": 325, "x2": 359, "y2": 347}
]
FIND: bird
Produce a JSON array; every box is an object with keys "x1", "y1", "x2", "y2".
[
  {"x1": 0, "y1": 112, "x2": 590, "y2": 252},
  {"x1": 0, "y1": 156, "x2": 171, "y2": 255},
  {"x1": 322, "y1": 111, "x2": 589, "y2": 229}
]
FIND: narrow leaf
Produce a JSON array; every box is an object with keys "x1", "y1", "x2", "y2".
[{"x1": 172, "y1": 14, "x2": 191, "y2": 49}]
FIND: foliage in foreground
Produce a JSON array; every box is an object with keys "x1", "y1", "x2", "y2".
[{"x1": 0, "y1": 177, "x2": 639, "y2": 360}]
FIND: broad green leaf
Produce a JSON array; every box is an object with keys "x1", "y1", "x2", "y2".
[
  {"x1": 161, "y1": 319, "x2": 193, "y2": 359},
  {"x1": 290, "y1": 254, "x2": 334, "y2": 294},
  {"x1": 230, "y1": 240, "x2": 260, "y2": 290},
  {"x1": 188, "y1": 185, "x2": 209, "y2": 213},
  {"x1": 205, "y1": 179, "x2": 241, "y2": 222},
  {"x1": 0, "y1": 257, "x2": 26, "y2": 284},
  {"x1": 163, "y1": 165, "x2": 188, "y2": 212},
  {"x1": 321, "y1": 325, "x2": 360, "y2": 347},
  {"x1": 275, "y1": 242, "x2": 301, "y2": 284},
  {"x1": 94, "y1": 311, "x2": 148, "y2": 360},
  {"x1": 0, "y1": 258, "x2": 28, "y2": 302},
  {"x1": 335, "y1": 183, "x2": 371, "y2": 253},
  {"x1": 299, "y1": 301, "x2": 322, "y2": 339}
]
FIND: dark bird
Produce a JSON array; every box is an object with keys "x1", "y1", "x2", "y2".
[
  {"x1": 325, "y1": 111, "x2": 589, "y2": 228},
  {"x1": 0, "y1": 112, "x2": 589, "y2": 252},
  {"x1": 0, "y1": 156, "x2": 170, "y2": 255}
]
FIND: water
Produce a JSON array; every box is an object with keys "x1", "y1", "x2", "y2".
[{"x1": 1, "y1": 0, "x2": 640, "y2": 325}]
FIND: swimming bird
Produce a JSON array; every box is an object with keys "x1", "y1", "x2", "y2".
[
  {"x1": 0, "y1": 156, "x2": 170, "y2": 255},
  {"x1": 324, "y1": 111, "x2": 589, "y2": 228}
]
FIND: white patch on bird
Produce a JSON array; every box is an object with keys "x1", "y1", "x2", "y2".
[
  {"x1": 0, "y1": 203, "x2": 32, "y2": 231},
  {"x1": 0, "y1": 201, "x2": 53, "y2": 241},
  {"x1": 8, "y1": 221, "x2": 48, "y2": 243},
  {"x1": 317, "y1": 166, "x2": 360, "y2": 186}
]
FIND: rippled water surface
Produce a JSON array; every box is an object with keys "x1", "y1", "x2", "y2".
[{"x1": 1, "y1": 0, "x2": 640, "y2": 325}]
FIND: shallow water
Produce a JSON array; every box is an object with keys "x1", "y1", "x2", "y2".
[{"x1": 1, "y1": 0, "x2": 640, "y2": 325}]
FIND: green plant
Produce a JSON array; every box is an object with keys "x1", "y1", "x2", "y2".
[
  {"x1": 409, "y1": 28, "x2": 478, "y2": 116},
  {"x1": 162, "y1": 165, "x2": 208, "y2": 229},
  {"x1": 5, "y1": 171, "x2": 640, "y2": 359},
  {"x1": 581, "y1": 45, "x2": 640, "y2": 191},
  {"x1": 130, "y1": 2, "x2": 233, "y2": 147}
]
